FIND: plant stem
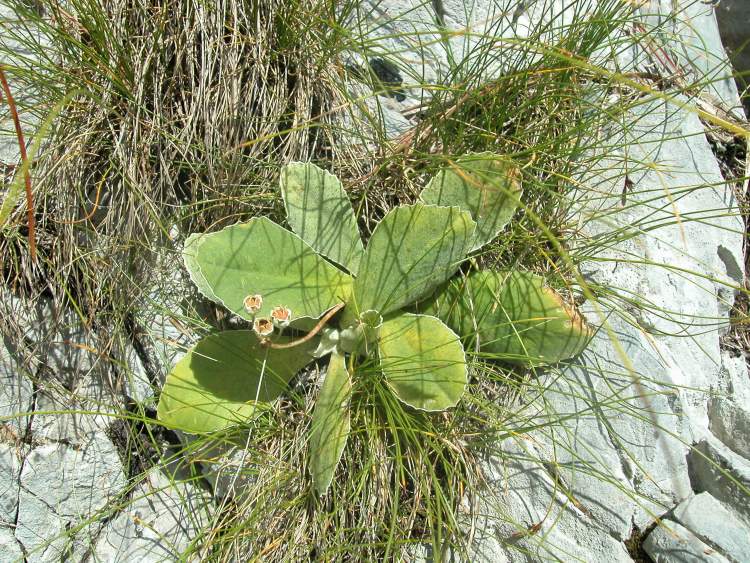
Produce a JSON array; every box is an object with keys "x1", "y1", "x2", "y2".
[
  {"x1": 0, "y1": 64, "x2": 36, "y2": 261},
  {"x1": 263, "y1": 302, "x2": 345, "y2": 350}
]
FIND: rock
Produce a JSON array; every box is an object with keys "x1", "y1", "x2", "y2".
[
  {"x1": 472, "y1": 94, "x2": 741, "y2": 558},
  {"x1": 121, "y1": 343, "x2": 156, "y2": 405},
  {"x1": 0, "y1": 444, "x2": 20, "y2": 525},
  {"x1": 672, "y1": 492, "x2": 750, "y2": 563},
  {"x1": 0, "y1": 525, "x2": 24, "y2": 563},
  {"x1": 475, "y1": 308, "x2": 694, "y2": 558},
  {"x1": 15, "y1": 433, "x2": 126, "y2": 561},
  {"x1": 575, "y1": 96, "x2": 743, "y2": 429},
  {"x1": 719, "y1": 351, "x2": 750, "y2": 405},
  {"x1": 475, "y1": 438, "x2": 633, "y2": 563},
  {"x1": 708, "y1": 398, "x2": 750, "y2": 459},
  {"x1": 640, "y1": 0, "x2": 745, "y2": 119},
  {"x1": 688, "y1": 436, "x2": 750, "y2": 526},
  {"x1": 0, "y1": 337, "x2": 33, "y2": 438},
  {"x1": 715, "y1": 0, "x2": 750, "y2": 99},
  {"x1": 643, "y1": 519, "x2": 730, "y2": 563},
  {"x1": 559, "y1": 311, "x2": 693, "y2": 528},
  {"x1": 92, "y1": 468, "x2": 213, "y2": 562}
]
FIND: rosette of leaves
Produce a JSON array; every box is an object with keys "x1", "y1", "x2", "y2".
[{"x1": 157, "y1": 155, "x2": 591, "y2": 494}]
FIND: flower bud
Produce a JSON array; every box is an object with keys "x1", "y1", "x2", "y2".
[
  {"x1": 253, "y1": 317, "x2": 274, "y2": 337},
  {"x1": 243, "y1": 294, "x2": 263, "y2": 315},
  {"x1": 270, "y1": 306, "x2": 292, "y2": 328}
]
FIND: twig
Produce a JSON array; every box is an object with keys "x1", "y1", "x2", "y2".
[
  {"x1": 0, "y1": 64, "x2": 36, "y2": 261},
  {"x1": 263, "y1": 302, "x2": 345, "y2": 350}
]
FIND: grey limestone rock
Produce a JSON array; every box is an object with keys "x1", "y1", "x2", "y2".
[
  {"x1": 92, "y1": 468, "x2": 213, "y2": 562},
  {"x1": 0, "y1": 443, "x2": 20, "y2": 527},
  {"x1": 709, "y1": 397, "x2": 750, "y2": 460},
  {"x1": 0, "y1": 525, "x2": 24, "y2": 563},
  {"x1": 469, "y1": 94, "x2": 743, "y2": 559},
  {"x1": 672, "y1": 492, "x2": 750, "y2": 563},
  {"x1": 688, "y1": 436, "x2": 750, "y2": 526},
  {"x1": 716, "y1": 0, "x2": 750, "y2": 102},
  {"x1": 644, "y1": 520, "x2": 731, "y2": 563},
  {"x1": 0, "y1": 337, "x2": 33, "y2": 438},
  {"x1": 15, "y1": 434, "x2": 127, "y2": 561},
  {"x1": 473, "y1": 438, "x2": 635, "y2": 563}
]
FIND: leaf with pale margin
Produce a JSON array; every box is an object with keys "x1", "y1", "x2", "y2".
[
  {"x1": 157, "y1": 330, "x2": 318, "y2": 433},
  {"x1": 378, "y1": 313, "x2": 467, "y2": 411},
  {"x1": 184, "y1": 218, "x2": 353, "y2": 323},
  {"x1": 309, "y1": 351, "x2": 351, "y2": 494},
  {"x1": 183, "y1": 233, "x2": 219, "y2": 302},
  {"x1": 420, "y1": 153, "x2": 522, "y2": 252},
  {"x1": 353, "y1": 204, "x2": 475, "y2": 316},
  {"x1": 419, "y1": 270, "x2": 591, "y2": 365},
  {"x1": 281, "y1": 162, "x2": 364, "y2": 274}
]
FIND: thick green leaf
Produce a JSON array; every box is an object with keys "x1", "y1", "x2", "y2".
[
  {"x1": 420, "y1": 270, "x2": 591, "y2": 365},
  {"x1": 280, "y1": 162, "x2": 365, "y2": 274},
  {"x1": 353, "y1": 204, "x2": 475, "y2": 316},
  {"x1": 157, "y1": 331, "x2": 318, "y2": 433},
  {"x1": 420, "y1": 153, "x2": 522, "y2": 252},
  {"x1": 184, "y1": 218, "x2": 353, "y2": 323},
  {"x1": 378, "y1": 313, "x2": 467, "y2": 411},
  {"x1": 339, "y1": 309, "x2": 382, "y2": 356},
  {"x1": 309, "y1": 351, "x2": 351, "y2": 494},
  {"x1": 183, "y1": 233, "x2": 219, "y2": 302}
]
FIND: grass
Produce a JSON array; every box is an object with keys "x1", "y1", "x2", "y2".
[{"x1": 1, "y1": 0, "x2": 749, "y2": 560}]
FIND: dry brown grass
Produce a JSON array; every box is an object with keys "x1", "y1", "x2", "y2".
[{"x1": 0, "y1": 0, "x2": 356, "y2": 345}]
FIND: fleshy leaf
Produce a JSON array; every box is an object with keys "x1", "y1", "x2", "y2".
[
  {"x1": 378, "y1": 313, "x2": 467, "y2": 411},
  {"x1": 184, "y1": 218, "x2": 353, "y2": 323},
  {"x1": 339, "y1": 309, "x2": 383, "y2": 355},
  {"x1": 420, "y1": 270, "x2": 591, "y2": 365},
  {"x1": 183, "y1": 233, "x2": 219, "y2": 303},
  {"x1": 353, "y1": 204, "x2": 475, "y2": 316},
  {"x1": 313, "y1": 327, "x2": 340, "y2": 358},
  {"x1": 280, "y1": 162, "x2": 365, "y2": 274},
  {"x1": 309, "y1": 350, "x2": 351, "y2": 494},
  {"x1": 157, "y1": 331, "x2": 318, "y2": 433},
  {"x1": 420, "y1": 153, "x2": 522, "y2": 252}
]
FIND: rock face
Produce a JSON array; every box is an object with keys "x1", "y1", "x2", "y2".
[
  {"x1": 672, "y1": 492, "x2": 750, "y2": 563},
  {"x1": 15, "y1": 436, "x2": 126, "y2": 561},
  {"x1": 716, "y1": 0, "x2": 750, "y2": 99},
  {"x1": 643, "y1": 520, "x2": 730, "y2": 563},
  {"x1": 92, "y1": 469, "x2": 212, "y2": 562},
  {"x1": 0, "y1": 287, "x2": 213, "y2": 560}
]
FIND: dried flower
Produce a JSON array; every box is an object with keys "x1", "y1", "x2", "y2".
[
  {"x1": 243, "y1": 294, "x2": 263, "y2": 315},
  {"x1": 253, "y1": 317, "x2": 274, "y2": 337},
  {"x1": 270, "y1": 306, "x2": 292, "y2": 328}
]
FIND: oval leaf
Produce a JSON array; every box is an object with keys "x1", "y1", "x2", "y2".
[
  {"x1": 281, "y1": 162, "x2": 365, "y2": 274},
  {"x1": 157, "y1": 331, "x2": 317, "y2": 433},
  {"x1": 183, "y1": 233, "x2": 219, "y2": 303},
  {"x1": 420, "y1": 270, "x2": 591, "y2": 365},
  {"x1": 420, "y1": 153, "x2": 522, "y2": 252},
  {"x1": 353, "y1": 204, "x2": 475, "y2": 316},
  {"x1": 309, "y1": 351, "x2": 352, "y2": 494},
  {"x1": 378, "y1": 313, "x2": 467, "y2": 411},
  {"x1": 184, "y1": 218, "x2": 353, "y2": 323}
]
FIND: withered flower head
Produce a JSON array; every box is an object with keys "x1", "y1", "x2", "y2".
[
  {"x1": 253, "y1": 317, "x2": 274, "y2": 337},
  {"x1": 243, "y1": 294, "x2": 263, "y2": 315},
  {"x1": 270, "y1": 306, "x2": 292, "y2": 328}
]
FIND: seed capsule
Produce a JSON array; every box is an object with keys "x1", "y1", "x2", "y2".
[
  {"x1": 270, "y1": 306, "x2": 292, "y2": 328},
  {"x1": 243, "y1": 294, "x2": 263, "y2": 315},
  {"x1": 253, "y1": 317, "x2": 274, "y2": 337}
]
